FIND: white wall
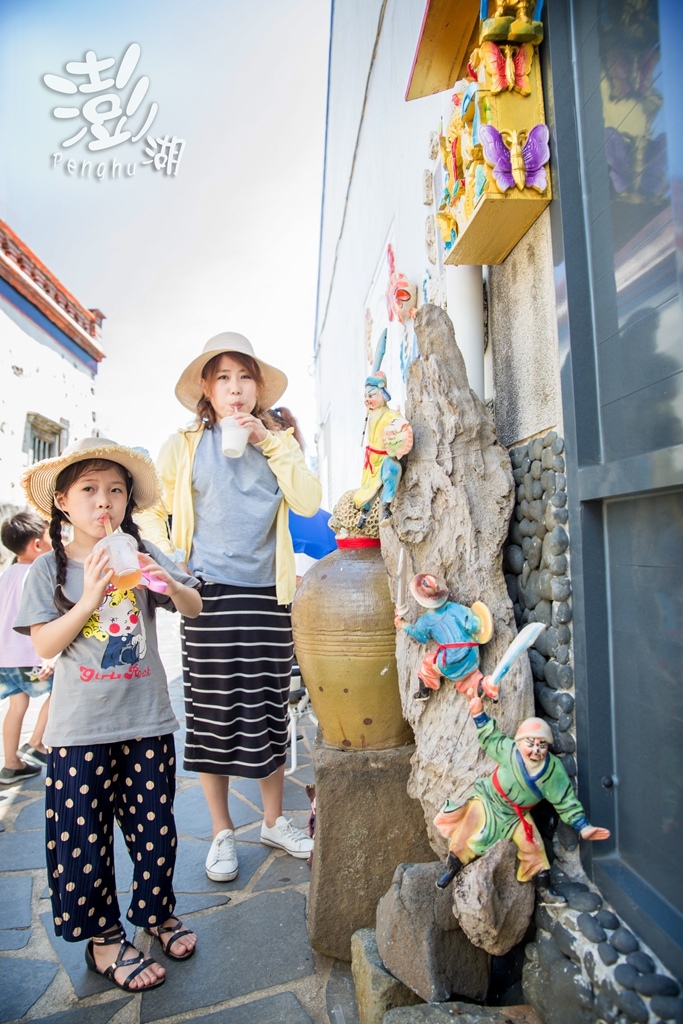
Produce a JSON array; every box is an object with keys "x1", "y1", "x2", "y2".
[
  {"x1": 0, "y1": 294, "x2": 98, "y2": 506},
  {"x1": 315, "y1": 0, "x2": 455, "y2": 508},
  {"x1": 315, "y1": 0, "x2": 562, "y2": 508}
]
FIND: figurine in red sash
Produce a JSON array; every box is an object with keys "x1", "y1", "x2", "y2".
[
  {"x1": 394, "y1": 573, "x2": 496, "y2": 702},
  {"x1": 354, "y1": 330, "x2": 413, "y2": 528},
  {"x1": 433, "y1": 693, "x2": 611, "y2": 899}
]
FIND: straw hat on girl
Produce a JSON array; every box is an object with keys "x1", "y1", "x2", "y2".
[{"x1": 21, "y1": 438, "x2": 160, "y2": 518}]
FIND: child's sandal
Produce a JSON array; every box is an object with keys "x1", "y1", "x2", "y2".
[
  {"x1": 145, "y1": 916, "x2": 196, "y2": 961},
  {"x1": 85, "y1": 921, "x2": 165, "y2": 991}
]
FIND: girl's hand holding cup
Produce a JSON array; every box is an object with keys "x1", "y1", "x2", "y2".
[
  {"x1": 137, "y1": 553, "x2": 173, "y2": 595},
  {"x1": 81, "y1": 547, "x2": 114, "y2": 612},
  {"x1": 93, "y1": 524, "x2": 142, "y2": 590}
]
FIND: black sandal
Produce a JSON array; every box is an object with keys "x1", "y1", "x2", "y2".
[
  {"x1": 145, "y1": 916, "x2": 196, "y2": 961},
  {"x1": 85, "y1": 922, "x2": 165, "y2": 991}
]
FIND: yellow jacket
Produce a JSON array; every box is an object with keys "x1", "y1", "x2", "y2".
[{"x1": 137, "y1": 425, "x2": 322, "y2": 605}]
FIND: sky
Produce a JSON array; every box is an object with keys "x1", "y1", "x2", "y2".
[{"x1": 0, "y1": 0, "x2": 331, "y2": 460}]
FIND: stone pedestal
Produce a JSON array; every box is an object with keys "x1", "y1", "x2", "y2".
[
  {"x1": 307, "y1": 738, "x2": 434, "y2": 961},
  {"x1": 352, "y1": 928, "x2": 423, "y2": 1024},
  {"x1": 376, "y1": 862, "x2": 489, "y2": 1002}
]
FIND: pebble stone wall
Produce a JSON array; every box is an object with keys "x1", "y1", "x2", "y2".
[
  {"x1": 504, "y1": 431, "x2": 576, "y2": 792},
  {"x1": 503, "y1": 433, "x2": 682, "y2": 1023}
]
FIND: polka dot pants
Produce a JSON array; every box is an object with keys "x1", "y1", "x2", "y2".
[{"x1": 45, "y1": 735, "x2": 177, "y2": 942}]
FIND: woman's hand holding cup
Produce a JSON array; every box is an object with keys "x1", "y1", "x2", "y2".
[{"x1": 229, "y1": 408, "x2": 268, "y2": 446}]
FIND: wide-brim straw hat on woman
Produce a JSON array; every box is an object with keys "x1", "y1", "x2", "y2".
[
  {"x1": 22, "y1": 438, "x2": 161, "y2": 518},
  {"x1": 175, "y1": 331, "x2": 288, "y2": 413}
]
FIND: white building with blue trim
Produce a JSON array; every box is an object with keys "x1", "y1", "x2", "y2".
[{"x1": 0, "y1": 219, "x2": 104, "y2": 511}]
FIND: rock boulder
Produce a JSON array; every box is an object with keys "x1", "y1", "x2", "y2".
[
  {"x1": 375, "y1": 862, "x2": 489, "y2": 1002},
  {"x1": 452, "y1": 841, "x2": 535, "y2": 955}
]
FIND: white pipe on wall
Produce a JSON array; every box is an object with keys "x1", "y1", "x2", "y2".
[{"x1": 445, "y1": 263, "x2": 485, "y2": 400}]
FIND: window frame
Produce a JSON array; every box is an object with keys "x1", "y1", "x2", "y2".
[{"x1": 544, "y1": 0, "x2": 683, "y2": 978}]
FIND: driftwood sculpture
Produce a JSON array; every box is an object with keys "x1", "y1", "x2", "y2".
[{"x1": 381, "y1": 303, "x2": 534, "y2": 850}]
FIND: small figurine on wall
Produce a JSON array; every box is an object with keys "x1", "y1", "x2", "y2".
[
  {"x1": 354, "y1": 330, "x2": 413, "y2": 528},
  {"x1": 394, "y1": 572, "x2": 495, "y2": 701},
  {"x1": 386, "y1": 244, "x2": 417, "y2": 324},
  {"x1": 433, "y1": 693, "x2": 611, "y2": 899}
]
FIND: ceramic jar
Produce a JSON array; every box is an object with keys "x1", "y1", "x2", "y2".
[{"x1": 292, "y1": 539, "x2": 412, "y2": 750}]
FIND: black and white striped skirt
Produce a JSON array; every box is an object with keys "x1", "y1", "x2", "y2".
[{"x1": 180, "y1": 582, "x2": 293, "y2": 778}]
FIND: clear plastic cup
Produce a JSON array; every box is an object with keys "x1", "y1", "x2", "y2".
[
  {"x1": 220, "y1": 416, "x2": 250, "y2": 458},
  {"x1": 94, "y1": 531, "x2": 142, "y2": 589}
]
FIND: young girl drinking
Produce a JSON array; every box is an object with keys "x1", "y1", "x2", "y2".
[
  {"x1": 138, "y1": 332, "x2": 321, "y2": 883},
  {"x1": 15, "y1": 438, "x2": 202, "y2": 992}
]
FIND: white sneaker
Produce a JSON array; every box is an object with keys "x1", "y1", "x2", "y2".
[
  {"x1": 260, "y1": 816, "x2": 314, "y2": 859},
  {"x1": 205, "y1": 828, "x2": 238, "y2": 881}
]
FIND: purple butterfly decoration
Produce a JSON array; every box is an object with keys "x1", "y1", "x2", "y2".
[
  {"x1": 605, "y1": 127, "x2": 667, "y2": 198},
  {"x1": 479, "y1": 123, "x2": 550, "y2": 193}
]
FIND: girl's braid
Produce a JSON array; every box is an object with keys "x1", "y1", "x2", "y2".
[
  {"x1": 121, "y1": 506, "x2": 146, "y2": 552},
  {"x1": 121, "y1": 504, "x2": 155, "y2": 619},
  {"x1": 49, "y1": 508, "x2": 75, "y2": 614}
]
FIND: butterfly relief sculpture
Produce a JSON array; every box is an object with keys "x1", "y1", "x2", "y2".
[
  {"x1": 478, "y1": 123, "x2": 550, "y2": 193},
  {"x1": 479, "y1": 41, "x2": 534, "y2": 96}
]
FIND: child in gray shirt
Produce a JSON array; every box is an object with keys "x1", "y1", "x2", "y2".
[{"x1": 15, "y1": 438, "x2": 202, "y2": 992}]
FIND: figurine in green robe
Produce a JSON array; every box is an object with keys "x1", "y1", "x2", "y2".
[{"x1": 434, "y1": 693, "x2": 610, "y2": 899}]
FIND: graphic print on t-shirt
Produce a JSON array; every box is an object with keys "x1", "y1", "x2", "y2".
[{"x1": 82, "y1": 587, "x2": 148, "y2": 669}]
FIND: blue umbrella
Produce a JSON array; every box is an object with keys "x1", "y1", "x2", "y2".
[{"x1": 288, "y1": 508, "x2": 336, "y2": 560}]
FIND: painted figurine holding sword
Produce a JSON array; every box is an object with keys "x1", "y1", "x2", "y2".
[
  {"x1": 433, "y1": 694, "x2": 611, "y2": 900},
  {"x1": 394, "y1": 566, "x2": 497, "y2": 702},
  {"x1": 394, "y1": 551, "x2": 610, "y2": 900}
]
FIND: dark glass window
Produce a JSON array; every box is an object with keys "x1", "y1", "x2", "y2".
[
  {"x1": 575, "y1": 0, "x2": 683, "y2": 462},
  {"x1": 606, "y1": 492, "x2": 683, "y2": 918},
  {"x1": 548, "y1": 0, "x2": 683, "y2": 973}
]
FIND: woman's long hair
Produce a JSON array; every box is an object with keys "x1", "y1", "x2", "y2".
[
  {"x1": 269, "y1": 406, "x2": 305, "y2": 453},
  {"x1": 50, "y1": 458, "x2": 150, "y2": 616},
  {"x1": 193, "y1": 352, "x2": 279, "y2": 431}
]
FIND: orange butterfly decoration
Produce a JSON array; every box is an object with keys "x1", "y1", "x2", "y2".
[{"x1": 481, "y1": 41, "x2": 534, "y2": 96}]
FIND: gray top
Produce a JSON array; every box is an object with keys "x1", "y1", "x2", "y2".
[
  {"x1": 189, "y1": 425, "x2": 280, "y2": 586},
  {"x1": 14, "y1": 542, "x2": 198, "y2": 747}
]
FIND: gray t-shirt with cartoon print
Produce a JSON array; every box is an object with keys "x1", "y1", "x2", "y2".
[{"x1": 14, "y1": 541, "x2": 197, "y2": 747}]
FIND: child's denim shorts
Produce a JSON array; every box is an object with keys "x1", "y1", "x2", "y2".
[{"x1": 0, "y1": 667, "x2": 53, "y2": 700}]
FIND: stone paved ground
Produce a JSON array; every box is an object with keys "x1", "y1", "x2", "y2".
[{"x1": 0, "y1": 611, "x2": 360, "y2": 1024}]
